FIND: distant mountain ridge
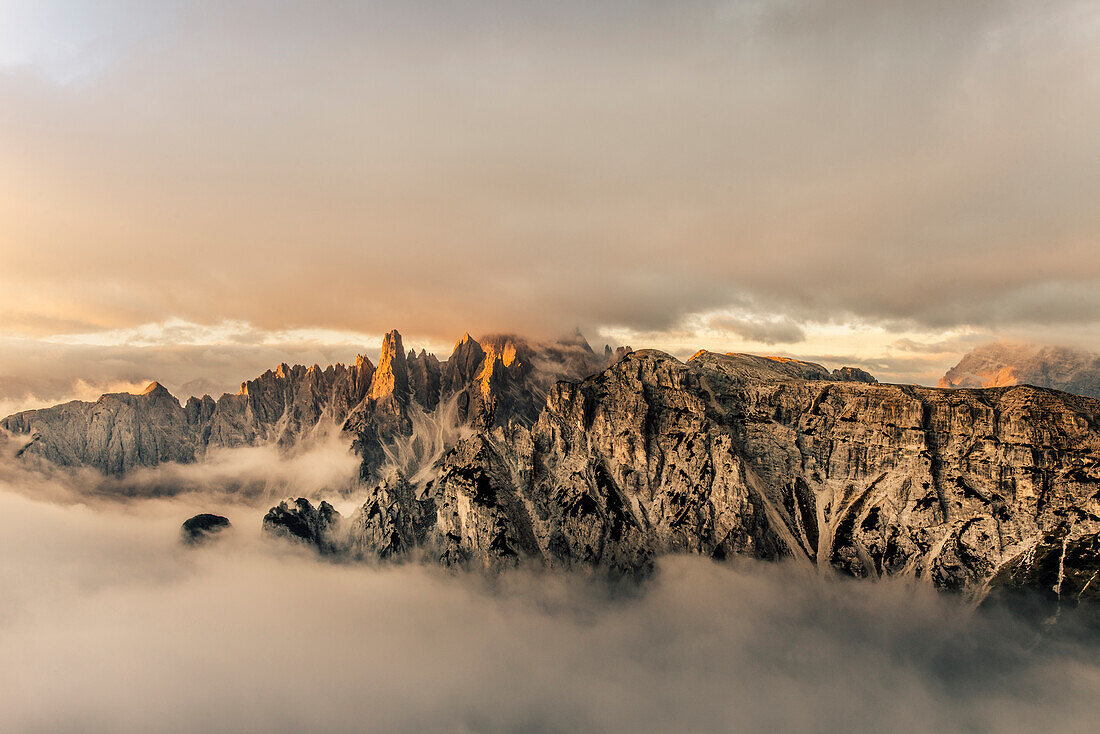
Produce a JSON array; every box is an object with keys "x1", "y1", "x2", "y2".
[
  {"x1": 0, "y1": 330, "x2": 620, "y2": 476},
  {"x1": 939, "y1": 342, "x2": 1100, "y2": 399}
]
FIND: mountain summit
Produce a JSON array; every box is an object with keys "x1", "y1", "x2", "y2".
[{"x1": 939, "y1": 342, "x2": 1100, "y2": 399}]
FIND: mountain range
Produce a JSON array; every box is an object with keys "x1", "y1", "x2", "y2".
[
  {"x1": 940, "y1": 341, "x2": 1100, "y2": 399},
  {"x1": 3, "y1": 331, "x2": 1099, "y2": 615}
]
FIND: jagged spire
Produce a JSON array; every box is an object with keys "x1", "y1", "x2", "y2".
[
  {"x1": 444, "y1": 331, "x2": 486, "y2": 391},
  {"x1": 368, "y1": 330, "x2": 409, "y2": 401},
  {"x1": 569, "y1": 327, "x2": 595, "y2": 355}
]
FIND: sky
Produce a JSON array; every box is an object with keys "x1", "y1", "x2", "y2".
[{"x1": 2, "y1": 0, "x2": 1099, "y2": 407}]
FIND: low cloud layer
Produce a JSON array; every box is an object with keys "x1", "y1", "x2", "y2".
[
  {"x1": 2, "y1": 467, "x2": 1100, "y2": 733},
  {"x1": 0, "y1": 428, "x2": 362, "y2": 508}
]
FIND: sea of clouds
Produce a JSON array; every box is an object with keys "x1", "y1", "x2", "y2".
[{"x1": 1, "y1": 445, "x2": 1099, "y2": 734}]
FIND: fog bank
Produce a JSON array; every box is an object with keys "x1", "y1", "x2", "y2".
[
  {"x1": 1, "y1": 485, "x2": 1099, "y2": 734},
  {"x1": 0, "y1": 429, "x2": 361, "y2": 508}
]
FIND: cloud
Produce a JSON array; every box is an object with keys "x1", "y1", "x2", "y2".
[
  {"x1": 705, "y1": 315, "x2": 806, "y2": 345},
  {"x1": 0, "y1": 428, "x2": 362, "y2": 507},
  {"x1": 0, "y1": 0, "x2": 1098, "y2": 344},
  {"x1": 1, "y1": 481, "x2": 1099, "y2": 734},
  {"x1": 1, "y1": 410, "x2": 1098, "y2": 733}
]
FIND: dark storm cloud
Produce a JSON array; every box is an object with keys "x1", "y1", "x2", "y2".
[{"x1": 0, "y1": 0, "x2": 1098, "y2": 342}]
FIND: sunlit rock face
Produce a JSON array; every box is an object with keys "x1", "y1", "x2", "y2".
[
  {"x1": 940, "y1": 342, "x2": 1100, "y2": 399},
  {"x1": 340, "y1": 329, "x2": 610, "y2": 481},
  {"x1": 7, "y1": 330, "x2": 1100, "y2": 599},
  {"x1": 279, "y1": 348, "x2": 1099, "y2": 597}
]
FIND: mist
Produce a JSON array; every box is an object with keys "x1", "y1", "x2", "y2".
[
  {"x1": 0, "y1": 428, "x2": 362, "y2": 507},
  {"x1": 2, "y1": 473, "x2": 1099, "y2": 733}
]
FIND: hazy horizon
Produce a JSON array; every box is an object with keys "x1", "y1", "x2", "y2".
[{"x1": 0, "y1": 321, "x2": 985, "y2": 417}]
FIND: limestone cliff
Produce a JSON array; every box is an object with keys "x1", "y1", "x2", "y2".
[{"x1": 264, "y1": 349, "x2": 1100, "y2": 600}]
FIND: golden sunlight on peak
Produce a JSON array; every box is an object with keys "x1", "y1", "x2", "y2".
[{"x1": 756, "y1": 355, "x2": 816, "y2": 367}]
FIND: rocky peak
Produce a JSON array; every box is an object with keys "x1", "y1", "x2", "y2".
[
  {"x1": 568, "y1": 327, "x2": 595, "y2": 353},
  {"x1": 262, "y1": 498, "x2": 344, "y2": 554},
  {"x1": 610, "y1": 345, "x2": 633, "y2": 365},
  {"x1": 689, "y1": 351, "x2": 833, "y2": 382},
  {"x1": 443, "y1": 333, "x2": 487, "y2": 392},
  {"x1": 140, "y1": 381, "x2": 172, "y2": 397},
  {"x1": 351, "y1": 354, "x2": 376, "y2": 400},
  {"x1": 368, "y1": 330, "x2": 410, "y2": 401},
  {"x1": 831, "y1": 366, "x2": 877, "y2": 383},
  {"x1": 688, "y1": 351, "x2": 877, "y2": 384},
  {"x1": 407, "y1": 348, "x2": 443, "y2": 410},
  {"x1": 939, "y1": 341, "x2": 1100, "y2": 399},
  {"x1": 479, "y1": 335, "x2": 528, "y2": 381}
]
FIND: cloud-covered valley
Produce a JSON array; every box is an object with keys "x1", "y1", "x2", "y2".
[{"x1": 1, "y1": 461, "x2": 1099, "y2": 733}]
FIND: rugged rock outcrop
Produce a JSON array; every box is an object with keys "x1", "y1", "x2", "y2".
[
  {"x1": 339, "y1": 329, "x2": 609, "y2": 480},
  {"x1": 0, "y1": 382, "x2": 199, "y2": 475},
  {"x1": 940, "y1": 342, "x2": 1100, "y2": 399},
  {"x1": 258, "y1": 348, "x2": 1100, "y2": 597},
  {"x1": 703, "y1": 352, "x2": 877, "y2": 384},
  {"x1": 260, "y1": 472, "x2": 437, "y2": 561},
  {"x1": 181, "y1": 513, "x2": 231, "y2": 545},
  {"x1": 983, "y1": 524, "x2": 1100, "y2": 621},
  {"x1": 262, "y1": 498, "x2": 344, "y2": 553},
  {"x1": 831, "y1": 366, "x2": 878, "y2": 383},
  {"x1": 345, "y1": 471, "x2": 435, "y2": 559},
  {"x1": 1, "y1": 356, "x2": 378, "y2": 474}
]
